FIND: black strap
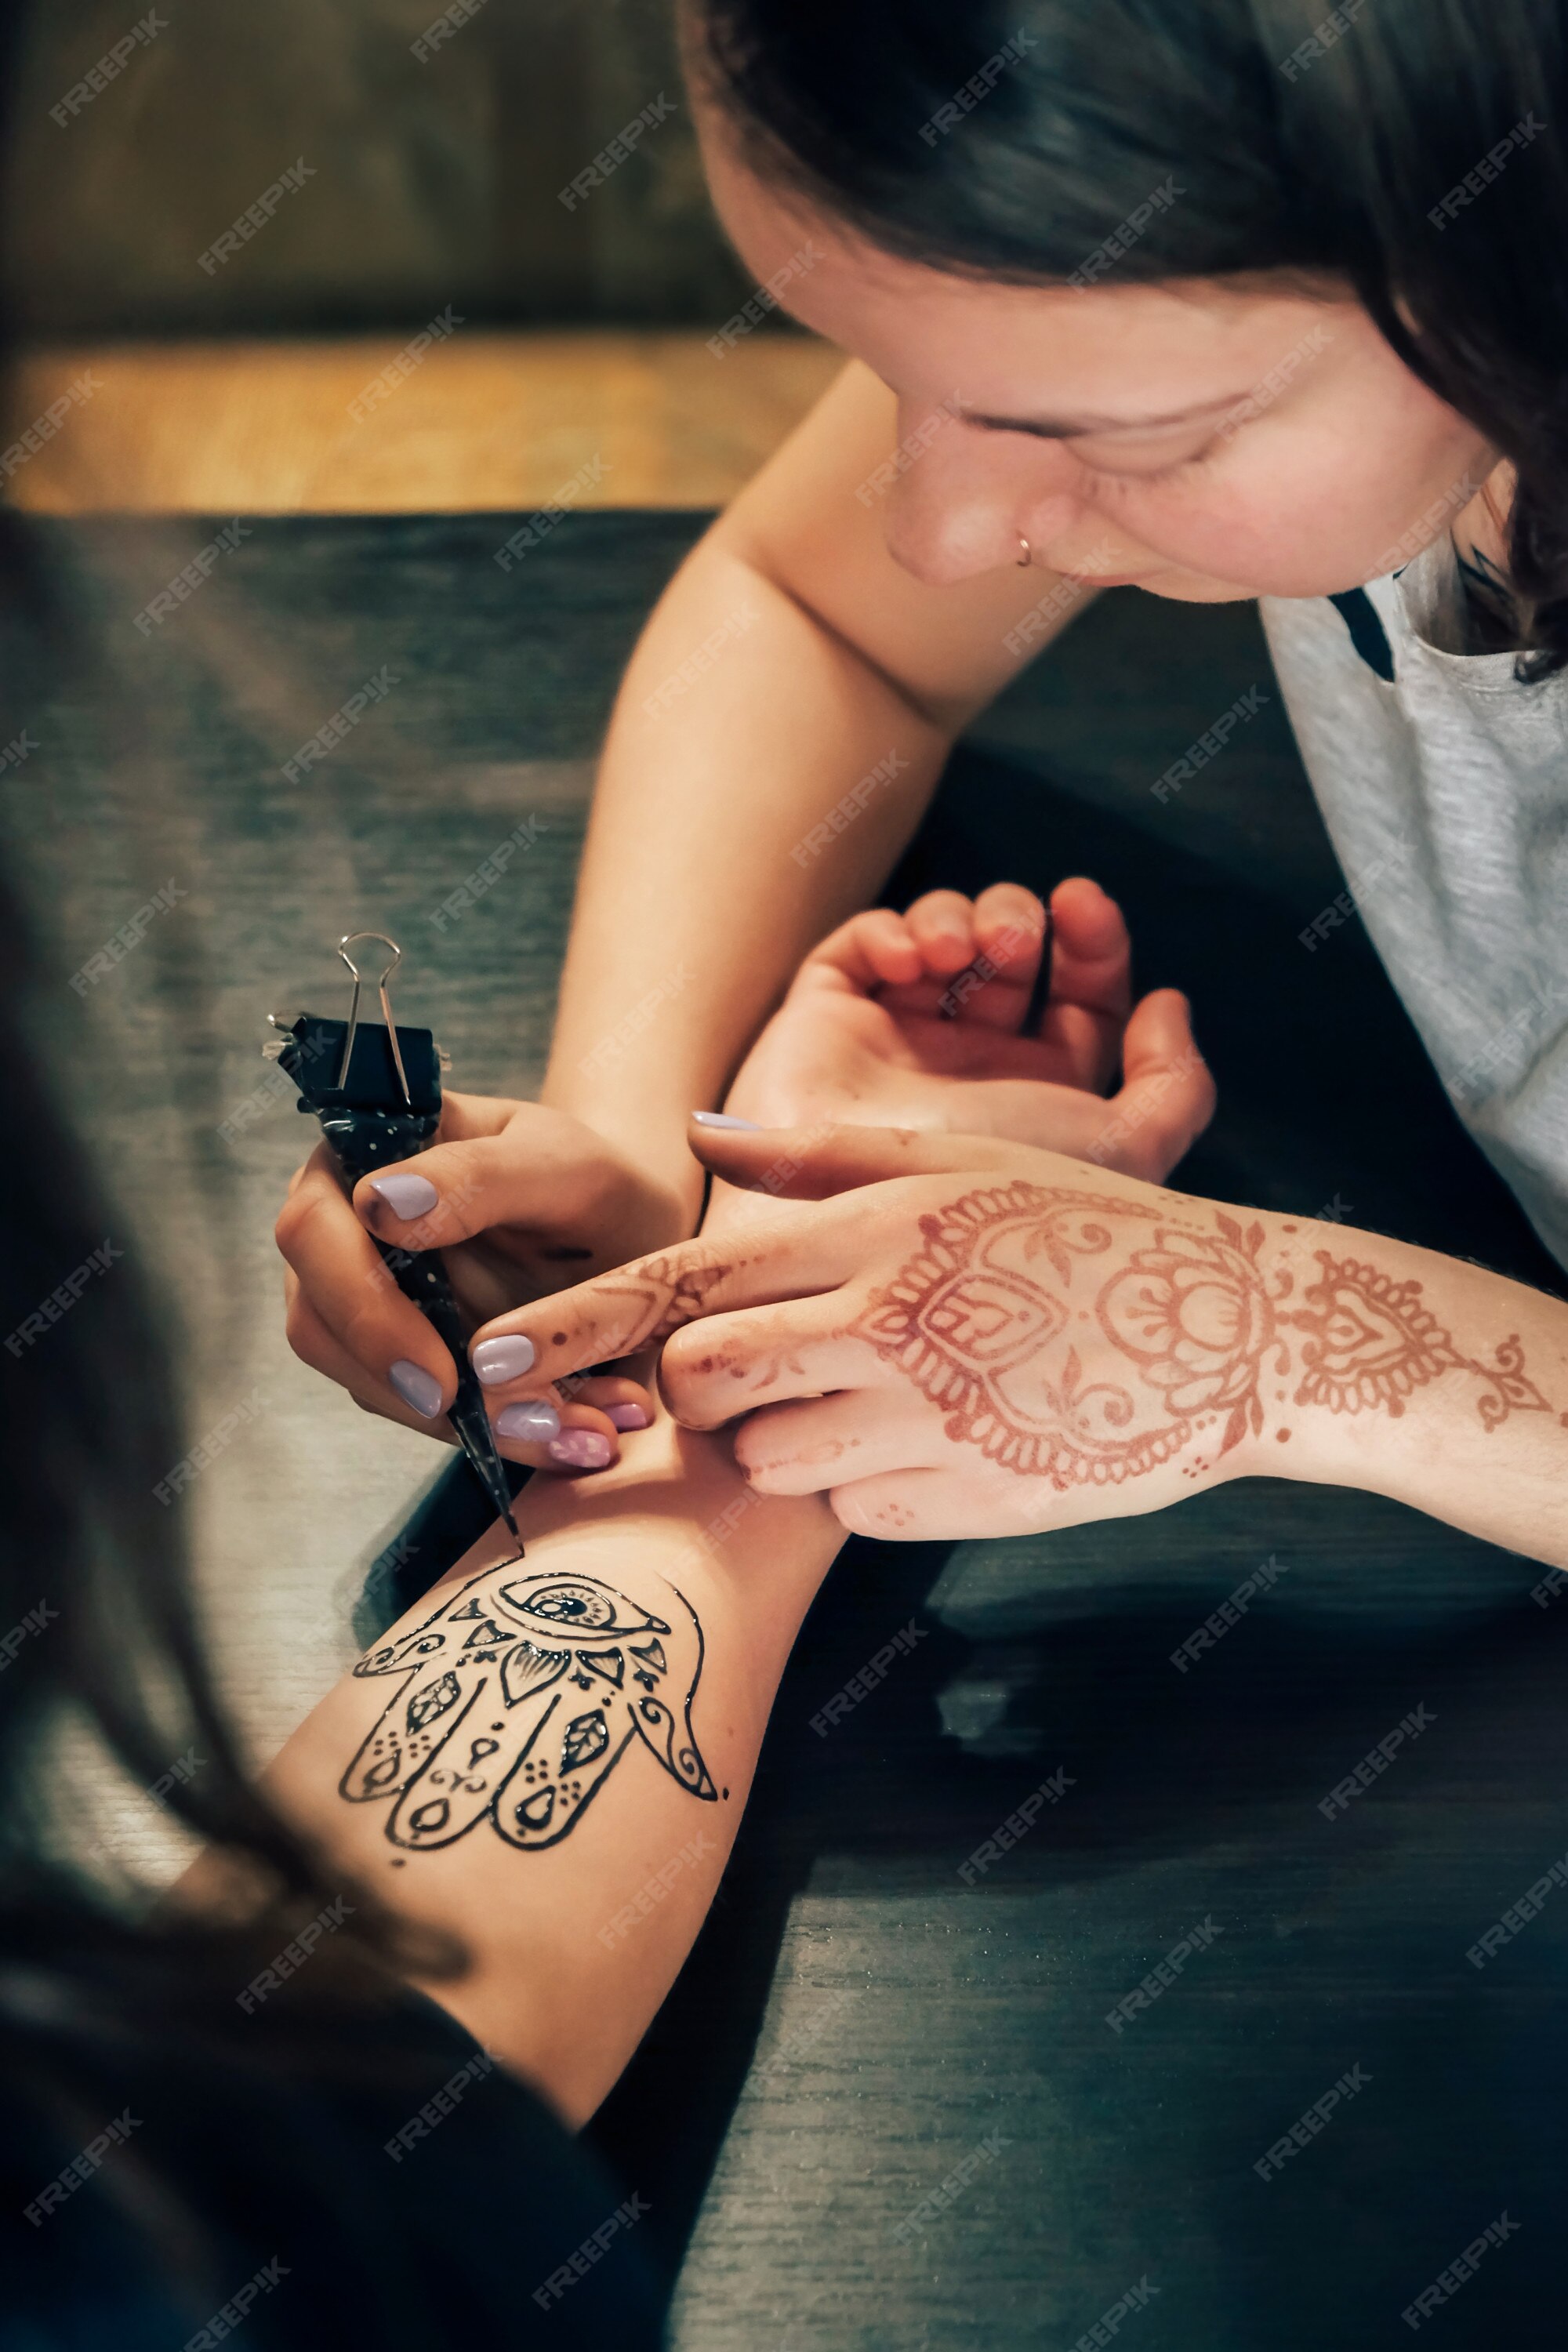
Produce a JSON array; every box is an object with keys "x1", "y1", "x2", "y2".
[{"x1": 1328, "y1": 587, "x2": 1396, "y2": 682}]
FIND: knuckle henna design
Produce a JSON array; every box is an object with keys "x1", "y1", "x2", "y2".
[
  {"x1": 584, "y1": 1251, "x2": 737, "y2": 1356},
  {"x1": 849, "y1": 1185, "x2": 1565, "y2": 1493}
]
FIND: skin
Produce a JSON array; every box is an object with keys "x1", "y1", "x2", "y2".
[
  {"x1": 465, "y1": 1121, "x2": 1568, "y2": 1570},
  {"x1": 695, "y1": 96, "x2": 1508, "y2": 604}
]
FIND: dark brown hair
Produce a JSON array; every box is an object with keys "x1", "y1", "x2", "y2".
[{"x1": 688, "y1": 0, "x2": 1568, "y2": 677}]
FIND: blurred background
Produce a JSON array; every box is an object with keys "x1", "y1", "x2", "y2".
[{"x1": 1, "y1": 0, "x2": 840, "y2": 508}]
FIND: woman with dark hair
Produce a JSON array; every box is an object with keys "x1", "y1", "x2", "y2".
[{"x1": 289, "y1": 2, "x2": 1568, "y2": 1567}]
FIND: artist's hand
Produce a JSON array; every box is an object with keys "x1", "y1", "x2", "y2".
[
  {"x1": 720, "y1": 878, "x2": 1214, "y2": 1183},
  {"x1": 463, "y1": 1121, "x2": 1303, "y2": 1541},
  {"x1": 275, "y1": 1093, "x2": 671, "y2": 1472}
]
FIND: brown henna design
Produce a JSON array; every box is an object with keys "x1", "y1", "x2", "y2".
[
  {"x1": 851, "y1": 1183, "x2": 1276, "y2": 1489},
  {"x1": 584, "y1": 1251, "x2": 736, "y2": 1356},
  {"x1": 1284, "y1": 1253, "x2": 1559, "y2": 1429},
  {"x1": 851, "y1": 1187, "x2": 1566, "y2": 1490}
]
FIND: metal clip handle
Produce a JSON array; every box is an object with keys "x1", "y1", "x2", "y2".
[{"x1": 337, "y1": 931, "x2": 412, "y2": 1108}]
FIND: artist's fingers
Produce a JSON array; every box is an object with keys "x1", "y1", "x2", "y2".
[
  {"x1": 1099, "y1": 989, "x2": 1216, "y2": 1180},
  {"x1": 466, "y1": 1196, "x2": 866, "y2": 1389},
  {"x1": 799, "y1": 906, "x2": 923, "y2": 993},
  {"x1": 1036, "y1": 877, "x2": 1133, "y2": 1089},
  {"x1": 278, "y1": 1144, "x2": 456, "y2": 1406},
  {"x1": 281, "y1": 1281, "x2": 458, "y2": 1435},
  {"x1": 876, "y1": 884, "x2": 1047, "y2": 1027},
  {"x1": 350, "y1": 1093, "x2": 631, "y2": 1260},
  {"x1": 659, "y1": 1300, "x2": 885, "y2": 1429},
  {"x1": 826, "y1": 1467, "x2": 974, "y2": 1541},
  {"x1": 560, "y1": 1373, "x2": 655, "y2": 1433},
  {"x1": 281, "y1": 1276, "x2": 632, "y2": 1469},
  {"x1": 902, "y1": 888, "x2": 981, "y2": 975},
  {"x1": 490, "y1": 1372, "x2": 651, "y2": 1474},
  {"x1": 732, "y1": 1389, "x2": 949, "y2": 1494}
]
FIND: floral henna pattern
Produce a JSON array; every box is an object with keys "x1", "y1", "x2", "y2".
[
  {"x1": 1286, "y1": 1253, "x2": 1559, "y2": 1429},
  {"x1": 1098, "y1": 1213, "x2": 1277, "y2": 1456},
  {"x1": 851, "y1": 1183, "x2": 1277, "y2": 1488},
  {"x1": 852, "y1": 1188, "x2": 1566, "y2": 1491}
]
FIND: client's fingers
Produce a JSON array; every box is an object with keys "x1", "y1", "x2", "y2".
[
  {"x1": 466, "y1": 1195, "x2": 864, "y2": 1388},
  {"x1": 1037, "y1": 877, "x2": 1133, "y2": 1089},
  {"x1": 800, "y1": 907, "x2": 923, "y2": 993},
  {"x1": 686, "y1": 1116, "x2": 1039, "y2": 1200},
  {"x1": 1102, "y1": 989, "x2": 1216, "y2": 1179},
  {"x1": 903, "y1": 889, "x2": 979, "y2": 974},
  {"x1": 660, "y1": 1301, "x2": 880, "y2": 1428},
  {"x1": 732, "y1": 1390, "x2": 949, "y2": 1494}
]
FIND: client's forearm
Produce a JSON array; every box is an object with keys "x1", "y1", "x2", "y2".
[{"x1": 263, "y1": 1417, "x2": 842, "y2": 2124}]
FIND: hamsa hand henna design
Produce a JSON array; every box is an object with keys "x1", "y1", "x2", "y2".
[
  {"x1": 340, "y1": 1563, "x2": 716, "y2": 1852},
  {"x1": 851, "y1": 1182, "x2": 1279, "y2": 1487}
]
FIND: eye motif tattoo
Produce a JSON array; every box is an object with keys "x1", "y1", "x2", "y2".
[
  {"x1": 341, "y1": 1563, "x2": 715, "y2": 1852},
  {"x1": 851, "y1": 1183, "x2": 1563, "y2": 1489}
]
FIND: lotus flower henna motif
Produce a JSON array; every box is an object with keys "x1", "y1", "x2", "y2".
[
  {"x1": 341, "y1": 1563, "x2": 715, "y2": 1852},
  {"x1": 1098, "y1": 1223, "x2": 1276, "y2": 1418}
]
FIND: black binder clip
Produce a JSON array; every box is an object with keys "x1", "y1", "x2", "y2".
[{"x1": 267, "y1": 932, "x2": 521, "y2": 1544}]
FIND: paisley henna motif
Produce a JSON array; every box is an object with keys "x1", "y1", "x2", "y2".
[{"x1": 1286, "y1": 1253, "x2": 1555, "y2": 1429}]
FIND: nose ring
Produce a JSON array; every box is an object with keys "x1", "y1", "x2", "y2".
[{"x1": 1017, "y1": 535, "x2": 1033, "y2": 567}]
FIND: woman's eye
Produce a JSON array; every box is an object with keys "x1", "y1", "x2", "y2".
[{"x1": 1081, "y1": 440, "x2": 1219, "y2": 486}]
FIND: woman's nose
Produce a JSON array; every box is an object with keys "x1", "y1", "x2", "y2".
[{"x1": 886, "y1": 477, "x2": 1084, "y2": 586}]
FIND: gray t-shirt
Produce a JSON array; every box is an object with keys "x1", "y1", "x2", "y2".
[{"x1": 1258, "y1": 537, "x2": 1568, "y2": 1273}]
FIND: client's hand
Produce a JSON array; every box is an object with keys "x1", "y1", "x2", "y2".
[
  {"x1": 464, "y1": 1121, "x2": 1301, "y2": 1544},
  {"x1": 275, "y1": 1094, "x2": 671, "y2": 1470},
  {"x1": 721, "y1": 877, "x2": 1214, "y2": 1183}
]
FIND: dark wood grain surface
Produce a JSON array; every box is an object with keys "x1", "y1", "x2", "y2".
[{"x1": 11, "y1": 512, "x2": 1567, "y2": 2350}]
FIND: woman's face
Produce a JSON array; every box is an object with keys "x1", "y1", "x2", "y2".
[{"x1": 699, "y1": 116, "x2": 1500, "y2": 603}]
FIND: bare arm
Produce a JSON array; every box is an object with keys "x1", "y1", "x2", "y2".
[
  {"x1": 540, "y1": 358, "x2": 1091, "y2": 1220},
  {"x1": 462, "y1": 1121, "x2": 1568, "y2": 1573},
  {"x1": 262, "y1": 1163, "x2": 845, "y2": 2127}
]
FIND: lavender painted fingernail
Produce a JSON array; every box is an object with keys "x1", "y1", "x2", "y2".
[
  {"x1": 370, "y1": 1173, "x2": 439, "y2": 1221},
  {"x1": 691, "y1": 1110, "x2": 764, "y2": 1130},
  {"x1": 606, "y1": 1403, "x2": 651, "y2": 1431},
  {"x1": 496, "y1": 1400, "x2": 561, "y2": 1443},
  {"x1": 389, "y1": 1359, "x2": 443, "y2": 1419},
  {"x1": 472, "y1": 1334, "x2": 536, "y2": 1385},
  {"x1": 547, "y1": 1429, "x2": 613, "y2": 1471}
]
